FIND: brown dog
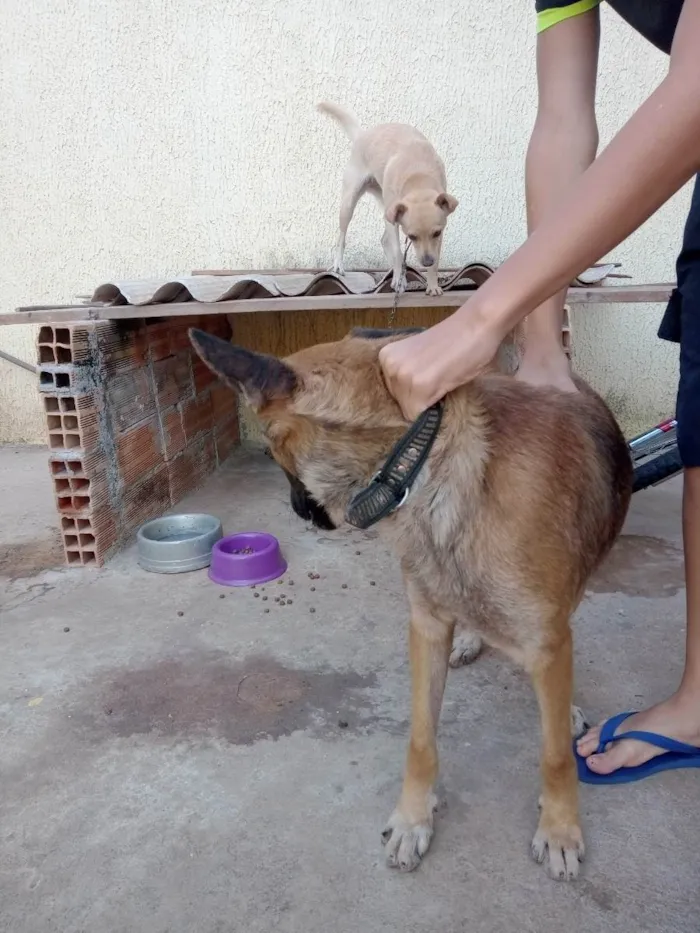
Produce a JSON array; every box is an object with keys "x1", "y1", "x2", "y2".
[
  {"x1": 318, "y1": 102, "x2": 458, "y2": 296},
  {"x1": 189, "y1": 326, "x2": 632, "y2": 881}
]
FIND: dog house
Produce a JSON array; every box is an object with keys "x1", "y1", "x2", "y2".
[{"x1": 0, "y1": 264, "x2": 673, "y2": 567}]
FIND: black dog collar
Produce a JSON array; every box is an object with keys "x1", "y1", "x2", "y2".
[{"x1": 345, "y1": 403, "x2": 443, "y2": 530}]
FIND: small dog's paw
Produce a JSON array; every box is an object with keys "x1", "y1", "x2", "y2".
[
  {"x1": 531, "y1": 823, "x2": 585, "y2": 881},
  {"x1": 391, "y1": 272, "x2": 407, "y2": 294},
  {"x1": 449, "y1": 631, "x2": 483, "y2": 668},
  {"x1": 570, "y1": 705, "x2": 589, "y2": 739},
  {"x1": 331, "y1": 263, "x2": 346, "y2": 276},
  {"x1": 425, "y1": 284, "x2": 443, "y2": 297},
  {"x1": 381, "y1": 812, "x2": 434, "y2": 873}
]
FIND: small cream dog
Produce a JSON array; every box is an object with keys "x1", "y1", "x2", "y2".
[{"x1": 318, "y1": 102, "x2": 458, "y2": 296}]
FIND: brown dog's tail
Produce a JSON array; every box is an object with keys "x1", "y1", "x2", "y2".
[{"x1": 317, "y1": 101, "x2": 362, "y2": 141}]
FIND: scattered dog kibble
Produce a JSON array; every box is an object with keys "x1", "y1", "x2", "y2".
[
  {"x1": 277, "y1": 579, "x2": 284, "y2": 585},
  {"x1": 177, "y1": 611, "x2": 184, "y2": 617},
  {"x1": 338, "y1": 720, "x2": 349, "y2": 729},
  {"x1": 310, "y1": 586, "x2": 316, "y2": 592},
  {"x1": 289, "y1": 580, "x2": 294, "y2": 586},
  {"x1": 341, "y1": 584, "x2": 348, "y2": 589},
  {"x1": 264, "y1": 608, "x2": 270, "y2": 614},
  {"x1": 254, "y1": 593, "x2": 260, "y2": 598},
  {"x1": 232, "y1": 546, "x2": 255, "y2": 555},
  {"x1": 287, "y1": 599, "x2": 293, "y2": 605},
  {"x1": 370, "y1": 581, "x2": 376, "y2": 586},
  {"x1": 355, "y1": 550, "x2": 361, "y2": 555},
  {"x1": 105, "y1": 708, "x2": 113, "y2": 716},
  {"x1": 219, "y1": 594, "x2": 226, "y2": 599},
  {"x1": 310, "y1": 607, "x2": 316, "y2": 614},
  {"x1": 262, "y1": 596, "x2": 268, "y2": 601}
]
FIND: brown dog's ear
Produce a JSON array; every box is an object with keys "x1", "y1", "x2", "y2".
[
  {"x1": 189, "y1": 329, "x2": 297, "y2": 410},
  {"x1": 385, "y1": 201, "x2": 407, "y2": 225},
  {"x1": 436, "y1": 193, "x2": 458, "y2": 215}
]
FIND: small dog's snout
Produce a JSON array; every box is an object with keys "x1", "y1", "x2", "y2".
[{"x1": 422, "y1": 255, "x2": 435, "y2": 267}]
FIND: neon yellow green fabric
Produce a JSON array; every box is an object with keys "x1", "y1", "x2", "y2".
[{"x1": 537, "y1": 0, "x2": 601, "y2": 34}]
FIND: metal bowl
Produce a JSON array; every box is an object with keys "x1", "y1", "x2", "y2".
[{"x1": 137, "y1": 513, "x2": 223, "y2": 574}]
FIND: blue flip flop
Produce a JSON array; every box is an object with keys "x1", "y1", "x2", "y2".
[{"x1": 575, "y1": 711, "x2": 700, "y2": 785}]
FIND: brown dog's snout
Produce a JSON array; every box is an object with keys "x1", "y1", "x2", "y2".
[{"x1": 422, "y1": 255, "x2": 435, "y2": 267}]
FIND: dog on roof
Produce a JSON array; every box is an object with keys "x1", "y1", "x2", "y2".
[{"x1": 318, "y1": 101, "x2": 458, "y2": 297}]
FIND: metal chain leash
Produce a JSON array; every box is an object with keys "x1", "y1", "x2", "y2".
[{"x1": 387, "y1": 238, "x2": 411, "y2": 328}]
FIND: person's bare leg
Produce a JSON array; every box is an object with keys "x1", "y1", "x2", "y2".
[
  {"x1": 577, "y1": 467, "x2": 700, "y2": 773},
  {"x1": 518, "y1": 10, "x2": 600, "y2": 391},
  {"x1": 516, "y1": 292, "x2": 574, "y2": 390}
]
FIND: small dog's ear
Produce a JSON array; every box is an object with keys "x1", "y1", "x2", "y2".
[
  {"x1": 189, "y1": 329, "x2": 297, "y2": 410},
  {"x1": 385, "y1": 201, "x2": 407, "y2": 225},
  {"x1": 436, "y1": 193, "x2": 458, "y2": 215}
]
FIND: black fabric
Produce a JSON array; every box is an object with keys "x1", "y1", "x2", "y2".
[
  {"x1": 607, "y1": 0, "x2": 683, "y2": 54},
  {"x1": 535, "y1": 0, "x2": 587, "y2": 8}
]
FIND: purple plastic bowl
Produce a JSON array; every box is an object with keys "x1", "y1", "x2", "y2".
[{"x1": 208, "y1": 532, "x2": 287, "y2": 587}]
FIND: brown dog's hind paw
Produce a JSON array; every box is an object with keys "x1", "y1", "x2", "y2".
[
  {"x1": 570, "y1": 705, "x2": 589, "y2": 739},
  {"x1": 449, "y1": 631, "x2": 483, "y2": 668},
  {"x1": 531, "y1": 823, "x2": 585, "y2": 881}
]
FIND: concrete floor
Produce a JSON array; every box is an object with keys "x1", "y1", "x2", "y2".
[{"x1": 1, "y1": 444, "x2": 698, "y2": 933}]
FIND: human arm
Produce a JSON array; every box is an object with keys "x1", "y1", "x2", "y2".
[{"x1": 380, "y1": 0, "x2": 700, "y2": 419}]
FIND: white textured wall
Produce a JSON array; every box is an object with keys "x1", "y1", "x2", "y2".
[{"x1": 0, "y1": 0, "x2": 684, "y2": 441}]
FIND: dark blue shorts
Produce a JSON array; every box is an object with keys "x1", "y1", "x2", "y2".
[{"x1": 658, "y1": 173, "x2": 700, "y2": 469}]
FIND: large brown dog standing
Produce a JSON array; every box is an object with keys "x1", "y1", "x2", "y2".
[{"x1": 189, "y1": 326, "x2": 633, "y2": 881}]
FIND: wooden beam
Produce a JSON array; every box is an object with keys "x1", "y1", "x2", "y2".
[{"x1": 0, "y1": 282, "x2": 675, "y2": 327}]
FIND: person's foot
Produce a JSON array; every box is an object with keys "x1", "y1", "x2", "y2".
[
  {"x1": 515, "y1": 351, "x2": 578, "y2": 393},
  {"x1": 576, "y1": 693, "x2": 700, "y2": 775}
]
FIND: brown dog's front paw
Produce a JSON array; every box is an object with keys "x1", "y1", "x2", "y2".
[
  {"x1": 531, "y1": 821, "x2": 585, "y2": 881},
  {"x1": 381, "y1": 813, "x2": 434, "y2": 872}
]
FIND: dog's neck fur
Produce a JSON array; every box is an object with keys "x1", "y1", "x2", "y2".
[
  {"x1": 390, "y1": 388, "x2": 490, "y2": 550},
  {"x1": 299, "y1": 423, "x2": 406, "y2": 527},
  {"x1": 300, "y1": 383, "x2": 490, "y2": 538}
]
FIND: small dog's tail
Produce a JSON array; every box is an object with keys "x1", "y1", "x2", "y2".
[{"x1": 317, "y1": 101, "x2": 362, "y2": 141}]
